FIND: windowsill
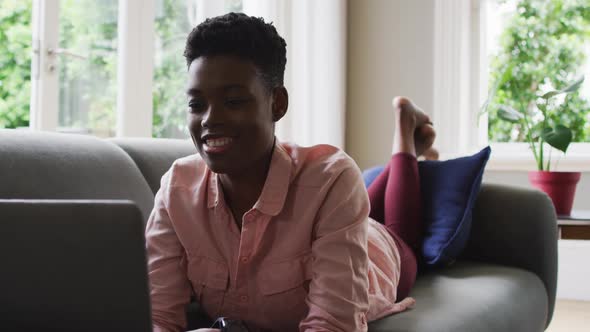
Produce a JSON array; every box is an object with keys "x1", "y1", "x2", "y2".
[
  {"x1": 438, "y1": 142, "x2": 590, "y2": 172},
  {"x1": 487, "y1": 154, "x2": 590, "y2": 172},
  {"x1": 486, "y1": 143, "x2": 590, "y2": 172}
]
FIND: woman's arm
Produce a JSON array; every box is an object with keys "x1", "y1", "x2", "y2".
[
  {"x1": 147, "y1": 172, "x2": 192, "y2": 332},
  {"x1": 299, "y1": 165, "x2": 371, "y2": 332}
]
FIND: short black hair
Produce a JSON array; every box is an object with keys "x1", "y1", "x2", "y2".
[{"x1": 184, "y1": 12, "x2": 287, "y2": 90}]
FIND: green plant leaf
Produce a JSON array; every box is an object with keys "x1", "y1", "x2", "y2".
[
  {"x1": 541, "y1": 125, "x2": 573, "y2": 153},
  {"x1": 497, "y1": 105, "x2": 524, "y2": 123},
  {"x1": 541, "y1": 76, "x2": 585, "y2": 99},
  {"x1": 541, "y1": 90, "x2": 562, "y2": 99},
  {"x1": 533, "y1": 127, "x2": 552, "y2": 141},
  {"x1": 561, "y1": 76, "x2": 585, "y2": 93},
  {"x1": 499, "y1": 63, "x2": 514, "y2": 86}
]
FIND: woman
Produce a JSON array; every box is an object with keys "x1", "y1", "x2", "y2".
[{"x1": 147, "y1": 13, "x2": 436, "y2": 332}]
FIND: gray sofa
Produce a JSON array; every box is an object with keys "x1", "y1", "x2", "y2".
[{"x1": 0, "y1": 129, "x2": 558, "y2": 332}]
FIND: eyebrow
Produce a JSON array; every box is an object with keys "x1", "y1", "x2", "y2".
[
  {"x1": 185, "y1": 88, "x2": 201, "y2": 96},
  {"x1": 186, "y1": 84, "x2": 247, "y2": 96}
]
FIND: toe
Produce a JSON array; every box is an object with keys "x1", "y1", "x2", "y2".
[{"x1": 392, "y1": 96, "x2": 412, "y2": 109}]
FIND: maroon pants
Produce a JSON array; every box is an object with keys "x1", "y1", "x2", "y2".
[{"x1": 367, "y1": 153, "x2": 423, "y2": 300}]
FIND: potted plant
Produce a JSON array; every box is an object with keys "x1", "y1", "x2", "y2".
[{"x1": 485, "y1": 75, "x2": 585, "y2": 215}]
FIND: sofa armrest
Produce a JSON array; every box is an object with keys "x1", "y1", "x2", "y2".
[{"x1": 462, "y1": 183, "x2": 558, "y2": 327}]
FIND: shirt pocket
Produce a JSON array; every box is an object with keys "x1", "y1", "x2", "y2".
[
  {"x1": 259, "y1": 252, "x2": 313, "y2": 325},
  {"x1": 187, "y1": 256, "x2": 229, "y2": 319}
]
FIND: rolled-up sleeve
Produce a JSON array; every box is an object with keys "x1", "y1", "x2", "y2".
[
  {"x1": 146, "y1": 171, "x2": 192, "y2": 332},
  {"x1": 299, "y1": 165, "x2": 370, "y2": 332}
]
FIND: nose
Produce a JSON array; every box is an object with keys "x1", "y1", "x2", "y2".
[{"x1": 201, "y1": 103, "x2": 224, "y2": 128}]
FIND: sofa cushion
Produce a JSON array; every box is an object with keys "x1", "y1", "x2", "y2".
[
  {"x1": 463, "y1": 183, "x2": 558, "y2": 327},
  {"x1": 368, "y1": 261, "x2": 547, "y2": 332},
  {"x1": 109, "y1": 138, "x2": 195, "y2": 194},
  {"x1": 0, "y1": 129, "x2": 155, "y2": 223}
]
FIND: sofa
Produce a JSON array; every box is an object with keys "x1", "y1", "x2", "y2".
[{"x1": 0, "y1": 128, "x2": 558, "y2": 332}]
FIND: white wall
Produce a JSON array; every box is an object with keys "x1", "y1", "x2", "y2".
[{"x1": 346, "y1": 0, "x2": 435, "y2": 170}]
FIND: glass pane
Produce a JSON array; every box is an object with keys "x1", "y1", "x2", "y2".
[
  {"x1": 486, "y1": 0, "x2": 590, "y2": 143},
  {"x1": 58, "y1": 0, "x2": 118, "y2": 137},
  {"x1": 153, "y1": 0, "x2": 242, "y2": 138},
  {"x1": 0, "y1": 0, "x2": 32, "y2": 129}
]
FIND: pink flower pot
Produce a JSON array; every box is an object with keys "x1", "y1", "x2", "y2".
[{"x1": 528, "y1": 171, "x2": 581, "y2": 216}]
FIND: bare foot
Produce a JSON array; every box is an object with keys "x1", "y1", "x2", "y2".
[
  {"x1": 391, "y1": 97, "x2": 436, "y2": 157},
  {"x1": 422, "y1": 147, "x2": 439, "y2": 161},
  {"x1": 414, "y1": 124, "x2": 436, "y2": 157}
]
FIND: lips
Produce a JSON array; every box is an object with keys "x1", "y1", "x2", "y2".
[{"x1": 201, "y1": 135, "x2": 235, "y2": 154}]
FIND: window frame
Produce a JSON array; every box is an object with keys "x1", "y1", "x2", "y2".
[{"x1": 30, "y1": 0, "x2": 59, "y2": 131}]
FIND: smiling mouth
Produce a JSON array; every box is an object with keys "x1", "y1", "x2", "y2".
[{"x1": 202, "y1": 137, "x2": 234, "y2": 154}]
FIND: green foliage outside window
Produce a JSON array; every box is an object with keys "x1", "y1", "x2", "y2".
[
  {"x1": 0, "y1": 0, "x2": 31, "y2": 129},
  {"x1": 487, "y1": 0, "x2": 590, "y2": 143},
  {"x1": 58, "y1": 0, "x2": 118, "y2": 136},
  {"x1": 152, "y1": 0, "x2": 194, "y2": 138}
]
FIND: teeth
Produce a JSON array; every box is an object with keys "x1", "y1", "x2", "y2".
[{"x1": 205, "y1": 137, "x2": 233, "y2": 147}]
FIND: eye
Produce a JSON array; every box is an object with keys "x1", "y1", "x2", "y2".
[
  {"x1": 225, "y1": 98, "x2": 250, "y2": 108},
  {"x1": 188, "y1": 100, "x2": 206, "y2": 113}
]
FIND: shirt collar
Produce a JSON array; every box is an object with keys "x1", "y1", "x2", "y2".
[
  {"x1": 207, "y1": 140, "x2": 293, "y2": 217},
  {"x1": 253, "y1": 142, "x2": 292, "y2": 216},
  {"x1": 207, "y1": 169, "x2": 220, "y2": 209}
]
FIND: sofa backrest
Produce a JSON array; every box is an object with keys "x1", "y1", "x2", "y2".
[
  {"x1": 0, "y1": 129, "x2": 155, "y2": 223},
  {"x1": 109, "y1": 138, "x2": 196, "y2": 195}
]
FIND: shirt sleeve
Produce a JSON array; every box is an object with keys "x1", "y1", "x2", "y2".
[
  {"x1": 146, "y1": 171, "x2": 192, "y2": 332},
  {"x1": 299, "y1": 164, "x2": 371, "y2": 332}
]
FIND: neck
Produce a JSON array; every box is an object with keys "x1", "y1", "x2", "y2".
[{"x1": 219, "y1": 141, "x2": 275, "y2": 214}]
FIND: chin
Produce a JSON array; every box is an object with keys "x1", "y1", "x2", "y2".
[{"x1": 202, "y1": 158, "x2": 233, "y2": 175}]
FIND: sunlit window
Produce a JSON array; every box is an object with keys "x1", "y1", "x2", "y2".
[{"x1": 58, "y1": 0, "x2": 118, "y2": 137}]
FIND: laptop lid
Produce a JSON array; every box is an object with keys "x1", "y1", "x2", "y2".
[{"x1": 0, "y1": 200, "x2": 152, "y2": 332}]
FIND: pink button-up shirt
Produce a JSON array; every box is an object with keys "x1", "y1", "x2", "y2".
[{"x1": 147, "y1": 141, "x2": 405, "y2": 332}]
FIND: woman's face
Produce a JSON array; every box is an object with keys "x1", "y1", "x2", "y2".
[{"x1": 186, "y1": 55, "x2": 286, "y2": 175}]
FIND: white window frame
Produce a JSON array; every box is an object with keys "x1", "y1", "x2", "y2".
[
  {"x1": 434, "y1": 0, "x2": 590, "y2": 171},
  {"x1": 30, "y1": 0, "x2": 59, "y2": 132},
  {"x1": 116, "y1": 0, "x2": 155, "y2": 137}
]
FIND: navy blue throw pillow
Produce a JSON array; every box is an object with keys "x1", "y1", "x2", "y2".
[
  {"x1": 362, "y1": 165, "x2": 386, "y2": 188},
  {"x1": 362, "y1": 146, "x2": 491, "y2": 267}
]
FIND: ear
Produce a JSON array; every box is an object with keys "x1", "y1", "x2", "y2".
[{"x1": 271, "y1": 87, "x2": 289, "y2": 122}]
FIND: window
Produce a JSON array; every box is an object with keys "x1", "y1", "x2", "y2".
[
  {"x1": 485, "y1": 0, "x2": 590, "y2": 144},
  {"x1": 58, "y1": 0, "x2": 118, "y2": 137},
  {"x1": 482, "y1": 0, "x2": 590, "y2": 170},
  {"x1": 1, "y1": 0, "x2": 243, "y2": 138}
]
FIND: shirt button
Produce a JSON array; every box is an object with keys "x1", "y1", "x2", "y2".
[
  {"x1": 240, "y1": 256, "x2": 249, "y2": 263},
  {"x1": 240, "y1": 295, "x2": 248, "y2": 302}
]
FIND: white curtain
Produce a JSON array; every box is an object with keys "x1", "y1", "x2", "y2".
[
  {"x1": 242, "y1": 0, "x2": 347, "y2": 149},
  {"x1": 433, "y1": 0, "x2": 486, "y2": 156}
]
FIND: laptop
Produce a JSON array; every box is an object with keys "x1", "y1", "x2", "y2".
[{"x1": 0, "y1": 199, "x2": 152, "y2": 332}]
